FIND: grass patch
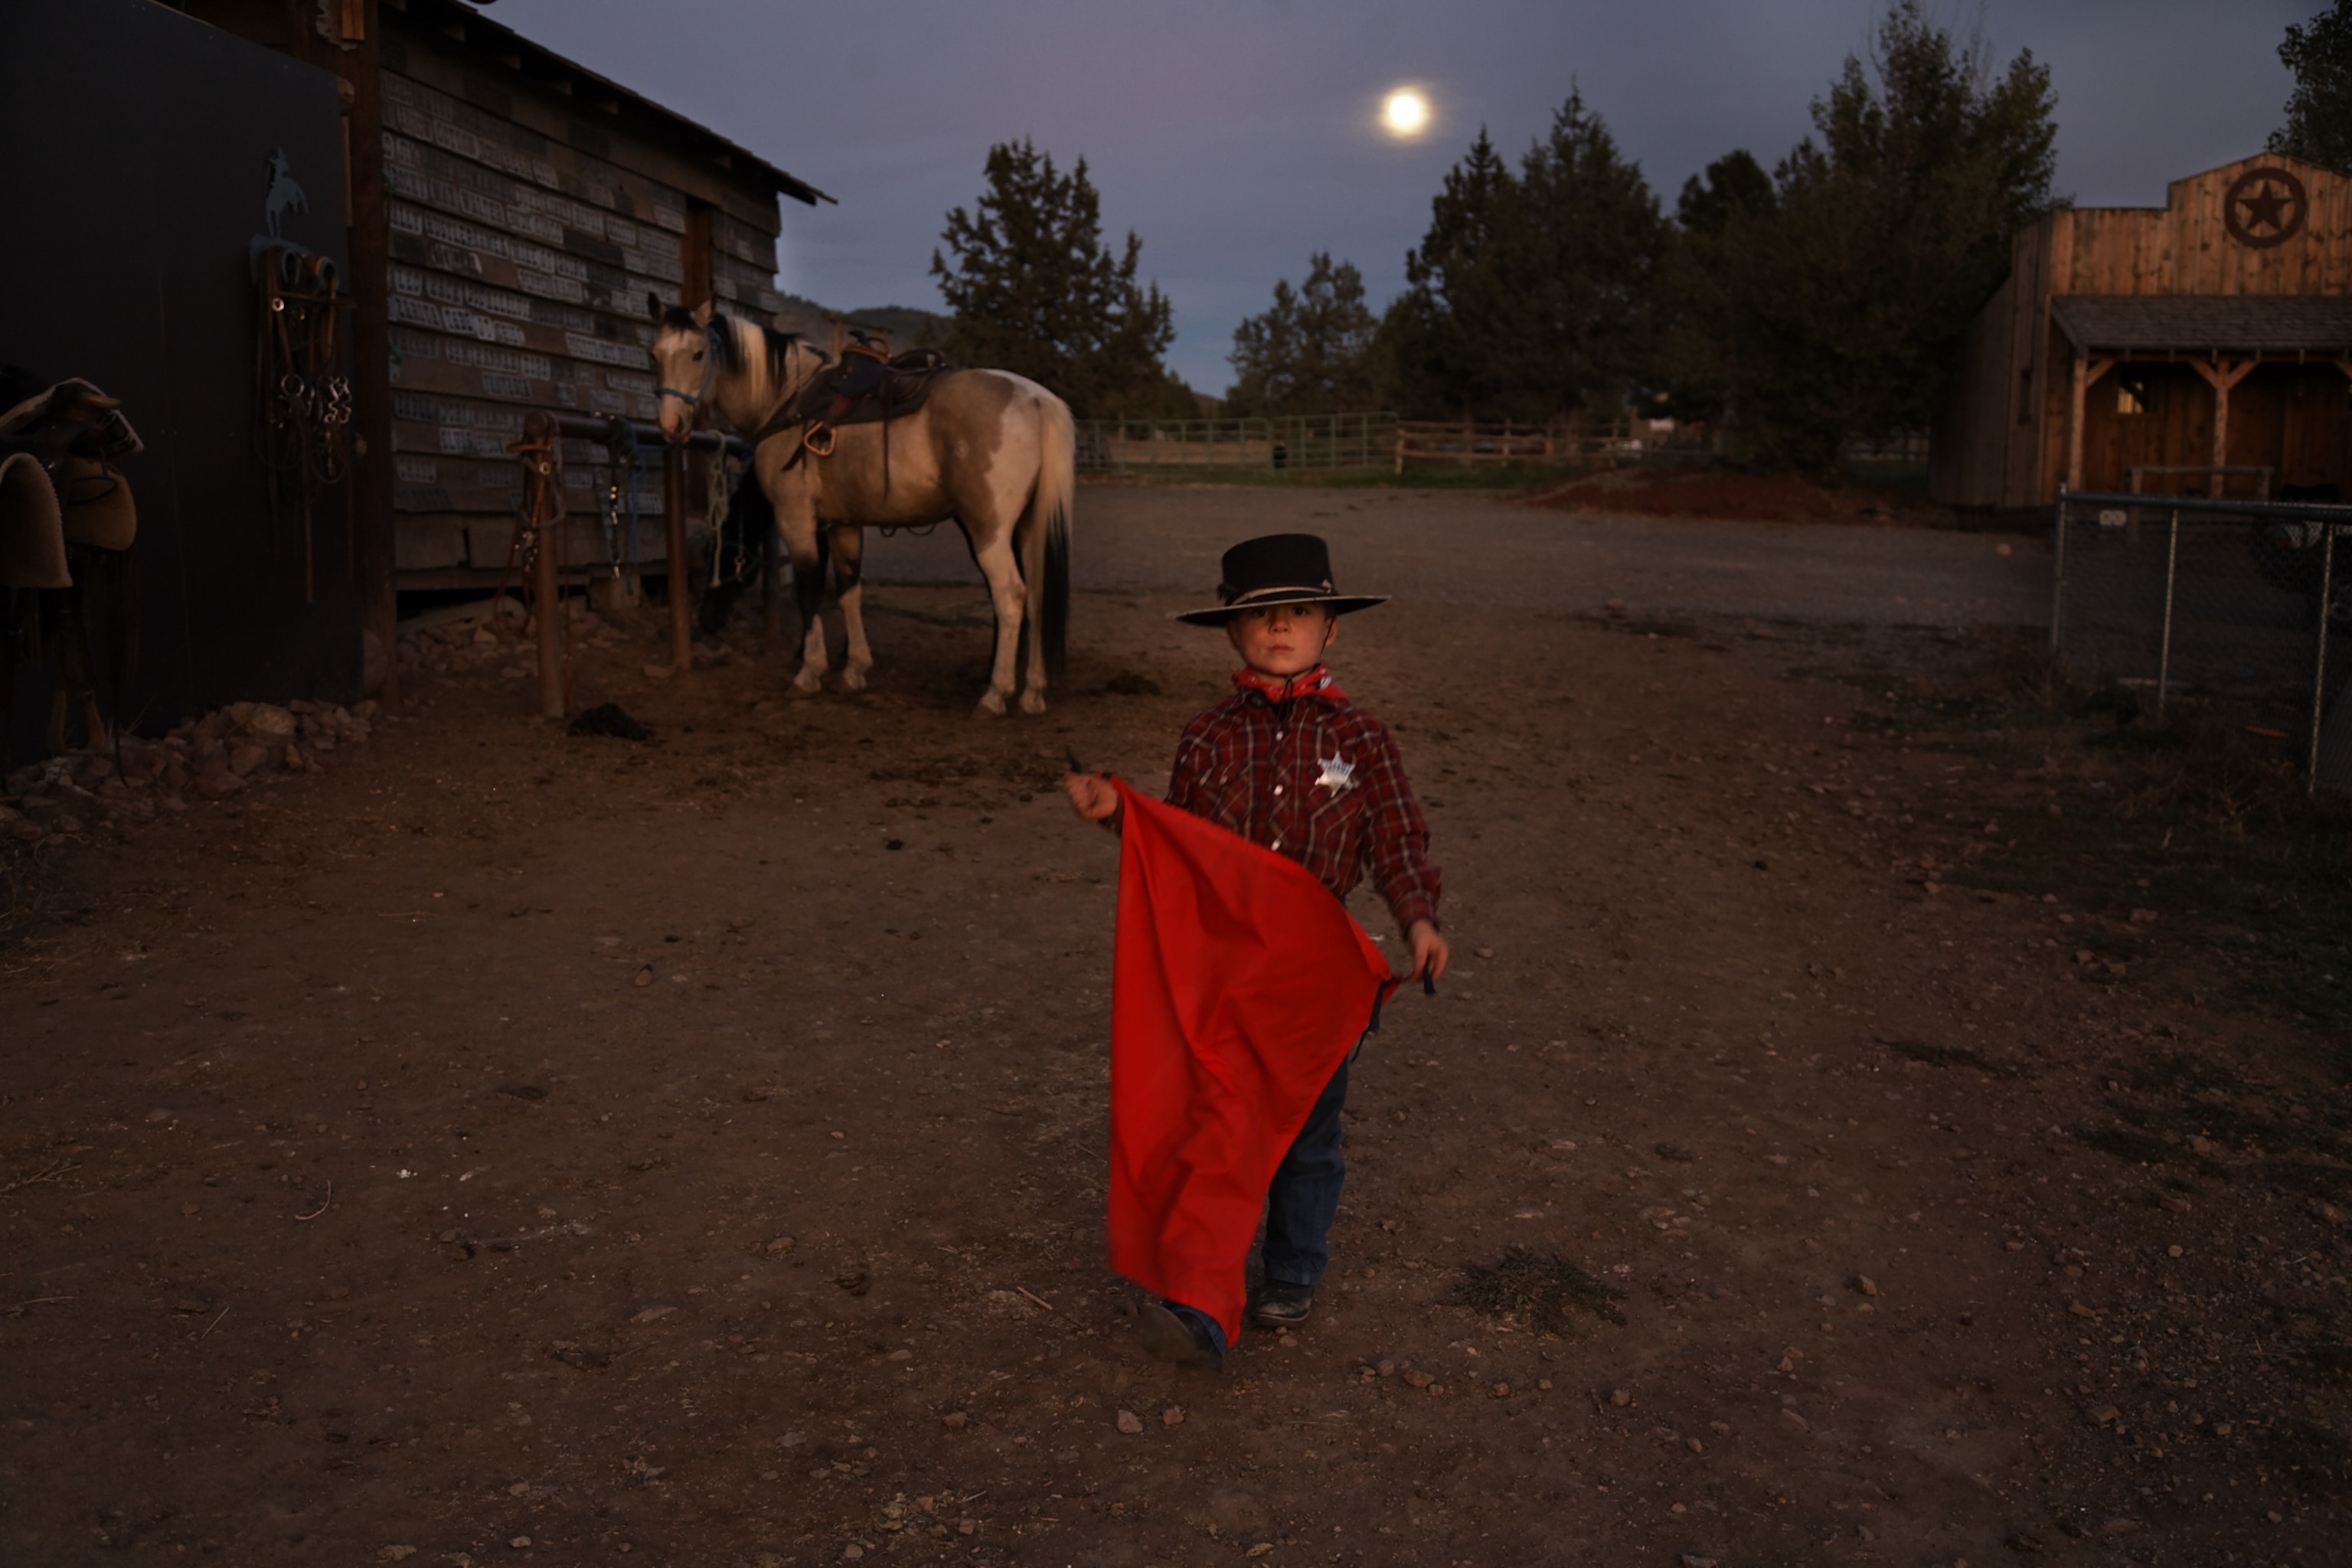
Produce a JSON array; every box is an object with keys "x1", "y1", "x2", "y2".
[
  {"x1": 1455, "y1": 1248, "x2": 1626, "y2": 1334},
  {"x1": 1880, "y1": 1037, "x2": 2031, "y2": 1079}
]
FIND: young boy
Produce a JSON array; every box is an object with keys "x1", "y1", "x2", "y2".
[{"x1": 1064, "y1": 532, "x2": 1446, "y2": 1367}]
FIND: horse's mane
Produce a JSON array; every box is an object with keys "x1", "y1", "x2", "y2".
[{"x1": 660, "y1": 305, "x2": 821, "y2": 411}]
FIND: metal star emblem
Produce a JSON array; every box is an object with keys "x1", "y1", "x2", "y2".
[{"x1": 1315, "y1": 754, "x2": 1356, "y2": 794}]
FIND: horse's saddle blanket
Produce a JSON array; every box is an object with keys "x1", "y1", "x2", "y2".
[{"x1": 792, "y1": 346, "x2": 951, "y2": 430}]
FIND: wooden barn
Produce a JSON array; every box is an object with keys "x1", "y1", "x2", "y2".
[
  {"x1": 1932, "y1": 154, "x2": 2352, "y2": 511},
  {"x1": 181, "y1": 0, "x2": 828, "y2": 689}
]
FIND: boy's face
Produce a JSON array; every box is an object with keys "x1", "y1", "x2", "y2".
[{"x1": 1223, "y1": 602, "x2": 1337, "y2": 678}]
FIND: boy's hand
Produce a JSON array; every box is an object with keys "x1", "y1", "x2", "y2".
[
  {"x1": 1405, "y1": 920, "x2": 1449, "y2": 982},
  {"x1": 1063, "y1": 770, "x2": 1119, "y2": 822}
]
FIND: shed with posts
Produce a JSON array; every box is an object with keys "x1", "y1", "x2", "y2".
[
  {"x1": 180, "y1": 0, "x2": 829, "y2": 691},
  {"x1": 1932, "y1": 155, "x2": 2352, "y2": 511}
]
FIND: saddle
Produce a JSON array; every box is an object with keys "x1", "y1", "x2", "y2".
[{"x1": 769, "y1": 341, "x2": 952, "y2": 461}]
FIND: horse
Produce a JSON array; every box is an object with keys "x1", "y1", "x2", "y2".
[{"x1": 647, "y1": 297, "x2": 1073, "y2": 716}]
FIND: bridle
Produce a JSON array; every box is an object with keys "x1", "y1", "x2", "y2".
[
  {"x1": 657, "y1": 318, "x2": 827, "y2": 448},
  {"x1": 655, "y1": 320, "x2": 727, "y2": 420}
]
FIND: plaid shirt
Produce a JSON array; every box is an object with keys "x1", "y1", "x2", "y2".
[{"x1": 1164, "y1": 669, "x2": 1440, "y2": 933}]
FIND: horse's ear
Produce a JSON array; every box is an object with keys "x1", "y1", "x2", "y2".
[
  {"x1": 690, "y1": 300, "x2": 713, "y2": 327},
  {"x1": 645, "y1": 292, "x2": 663, "y2": 322}
]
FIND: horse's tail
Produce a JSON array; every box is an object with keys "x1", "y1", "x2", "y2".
[{"x1": 1026, "y1": 392, "x2": 1074, "y2": 682}]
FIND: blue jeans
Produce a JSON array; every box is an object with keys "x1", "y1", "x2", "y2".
[
  {"x1": 1162, "y1": 1057, "x2": 1351, "y2": 1336},
  {"x1": 1259, "y1": 1057, "x2": 1349, "y2": 1288}
]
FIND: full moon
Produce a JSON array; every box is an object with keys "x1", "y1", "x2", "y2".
[{"x1": 1380, "y1": 87, "x2": 1431, "y2": 139}]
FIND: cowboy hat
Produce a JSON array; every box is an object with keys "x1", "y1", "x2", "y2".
[
  {"x1": 0, "y1": 450, "x2": 69, "y2": 588},
  {"x1": 1171, "y1": 532, "x2": 1390, "y2": 626}
]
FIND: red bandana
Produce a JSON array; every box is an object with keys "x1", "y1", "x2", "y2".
[{"x1": 1230, "y1": 664, "x2": 1346, "y2": 704}]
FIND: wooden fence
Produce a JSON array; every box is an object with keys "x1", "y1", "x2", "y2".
[
  {"x1": 1075, "y1": 413, "x2": 1399, "y2": 473},
  {"x1": 1073, "y1": 412, "x2": 1919, "y2": 474},
  {"x1": 1390, "y1": 418, "x2": 1650, "y2": 471}
]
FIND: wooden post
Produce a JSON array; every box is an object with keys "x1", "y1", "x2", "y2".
[
  {"x1": 2065, "y1": 354, "x2": 2115, "y2": 492},
  {"x1": 2189, "y1": 357, "x2": 2256, "y2": 497},
  {"x1": 664, "y1": 441, "x2": 691, "y2": 673},
  {"x1": 681, "y1": 203, "x2": 714, "y2": 310},
  {"x1": 296, "y1": 0, "x2": 399, "y2": 707},
  {"x1": 534, "y1": 503, "x2": 564, "y2": 720}
]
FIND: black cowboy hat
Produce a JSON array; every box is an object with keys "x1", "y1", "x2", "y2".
[{"x1": 1172, "y1": 533, "x2": 1390, "y2": 626}]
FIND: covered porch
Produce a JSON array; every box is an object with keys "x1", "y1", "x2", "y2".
[{"x1": 2052, "y1": 294, "x2": 2352, "y2": 500}]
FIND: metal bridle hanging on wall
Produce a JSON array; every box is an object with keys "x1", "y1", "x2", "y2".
[{"x1": 253, "y1": 244, "x2": 351, "y2": 603}]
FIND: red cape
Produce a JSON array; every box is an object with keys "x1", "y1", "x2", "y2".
[{"x1": 1106, "y1": 778, "x2": 1398, "y2": 1341}]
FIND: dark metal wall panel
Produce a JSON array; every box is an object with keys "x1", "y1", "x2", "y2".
[{"x1": 0, "y1": 0, "x2": 358, "y2": 764}]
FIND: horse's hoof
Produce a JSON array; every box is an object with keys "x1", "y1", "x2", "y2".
[
  {"x1": 789, "y1": 672, "x2": 824, "y2": 698},
  {"x1": 975, "y1": 690, "x2": 1009, "y2": 717},
  {"x1": 839, "y1": 665, "x2": 870, "y2": 693},
  {"x1": 1019, "y1": 690, "x2": 1047, "y2": 716}
]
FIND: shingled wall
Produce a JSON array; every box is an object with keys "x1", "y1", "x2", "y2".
[{"x1": 375, "y1": 27, "x2": 787, "y2": 584}]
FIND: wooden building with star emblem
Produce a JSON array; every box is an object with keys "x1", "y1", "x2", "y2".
[{"x1": 1932, "y1": 154, "x2": 2352, "y2": 512}]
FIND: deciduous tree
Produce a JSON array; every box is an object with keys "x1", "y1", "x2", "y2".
[
  {"x1": 929, "y1": 140, "x2": 1185, "y2": 417},
  {"x1": 2271, "y1": 1, "x2": 2352, "y2": 174}
]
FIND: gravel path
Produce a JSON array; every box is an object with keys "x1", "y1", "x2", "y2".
[{"x1": 865, "y1": 483, "x2": 2053, "y2": 627}]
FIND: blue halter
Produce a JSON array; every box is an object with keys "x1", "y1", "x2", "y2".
[{"x1": 656, "y1": 321, "x2": 727, "y2": 412}]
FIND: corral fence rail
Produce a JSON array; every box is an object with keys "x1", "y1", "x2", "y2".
[
  {"x1": 2050, "y1": 487, "x2": 2352, "y2": 791},
  {"x1": 1072, "y1": 413, "x2": 1926, "y2": 475},
  {"x1": 1074, "y1": 413, "x2": 1400, "y2": 473}
]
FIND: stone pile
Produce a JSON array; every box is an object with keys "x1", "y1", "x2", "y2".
[
  {"x1": 395, "y1": 600, "x2": 622, "y2": 682},
  {"x1": 0, "y1": 697, "x2": 377, "y2": 847},
  {"x1": 397, "y1": 613, "x2": 527, "y2": 679}
]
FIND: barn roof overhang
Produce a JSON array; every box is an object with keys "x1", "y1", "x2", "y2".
[
  {"x1": 396, "y1": 0, "x2": 835, "y2": 207},
  {"x1": 2051, "y1": 294, "x2": 2352, "y2": 360}
]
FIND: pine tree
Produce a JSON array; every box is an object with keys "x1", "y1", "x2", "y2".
[
  {"x1": 1515, "y1": 93, "x2": 1670, "y2": 416},
  {"x1": 2271, "y1": 2, "x2": 2352, "y2": 174},
  {"x1": 1387, "y1": 99, "x2": 1665, "y2": 421},
  {"x1": 1385, "y1": 130, "x2": 1533, "y2": 419},
  {"x1": 1714, "y1": 1, "x2": 2058, "y2": 473},
  {"x1": 929, "y1": 140, "x2": 1184, "y2": 417},
  {"x1": 1227, "y1": 253, "x2": 1390, "y2": 416},
  {"x1": 1657, "y1": 152, "x2": 1775, "y2": 424}
]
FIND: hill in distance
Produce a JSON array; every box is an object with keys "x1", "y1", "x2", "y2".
[{"x1": 771, "y1": 292, "x2": 947, "y2": 353}]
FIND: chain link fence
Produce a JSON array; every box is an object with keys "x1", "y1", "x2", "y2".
[{"x1": 2051, "y1": 489, "x2": 2352, "y2": 789}]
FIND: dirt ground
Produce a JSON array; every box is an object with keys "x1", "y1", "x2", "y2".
[
  {"x1": 1524, "y1": 466, "x2": 1949, "y2": 528},
  {"x1": 2, "y1": 485, "x2": 2347, "y2": 1568}
]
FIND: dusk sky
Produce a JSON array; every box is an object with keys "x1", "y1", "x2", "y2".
[{"x1": 488, "y1": 0, "x2": 2319, "y2": 395}]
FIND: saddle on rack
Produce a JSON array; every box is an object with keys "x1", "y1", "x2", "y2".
[{"x1": 786, "y1": 343, "x2": 951, "y2": 456}]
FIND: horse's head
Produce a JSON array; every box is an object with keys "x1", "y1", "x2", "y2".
[{"x1": 647, "y1": 293, "x2": 716, "y2": 444}]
